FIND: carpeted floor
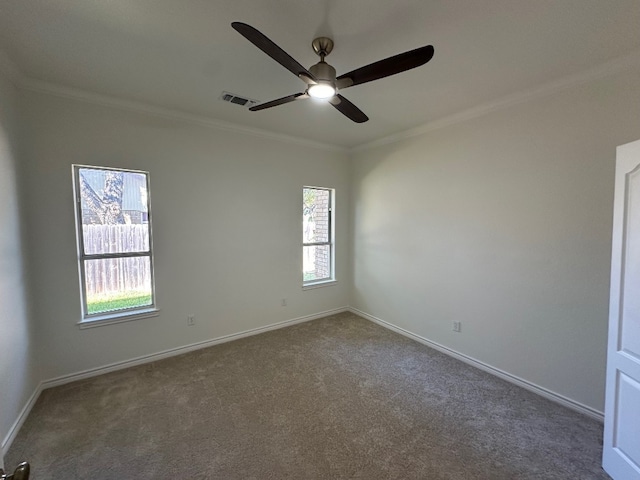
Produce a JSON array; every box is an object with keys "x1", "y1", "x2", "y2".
[{"x1": 6, "y1": 312, "x2": 609, "y2": 479}]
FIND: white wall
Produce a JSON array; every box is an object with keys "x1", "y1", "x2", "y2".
[
  {"x1": 350, "y1": 66, "x2": 640, "y2": 413},
  {"x1": 0, "y1": 73, "x2": 39, "y2": 463},
  {"x1": 19, "y1": 91, "x2": 350, "y2": 381},
  {"x1": 8, "y1": 59, "x2": 640, "y2": 446}
]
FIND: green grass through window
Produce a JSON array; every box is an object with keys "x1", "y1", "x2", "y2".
[{"x1": 87, "y1": 292, "x2": 152, "y2": 315}]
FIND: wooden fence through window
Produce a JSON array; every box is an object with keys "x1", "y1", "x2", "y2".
[{"x1": 82, "y1": 224, "x2": 151, "y2": 296}]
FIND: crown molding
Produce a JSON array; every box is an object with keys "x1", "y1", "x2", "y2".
[
  {"x1": 352, "y1": 48, "x2": 640, "y2": 153},
  {"x1": 18, "y1": 78, "x2": 348, "y2": 154},
  {"x1": 0, "y1": 50, "x2": 24, "y2": 86},
  {"x1": 10, "y1": 47, "x2": 640, "y2": 155}
]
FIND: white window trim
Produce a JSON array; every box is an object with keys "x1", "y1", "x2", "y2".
[
  {"x1": 303, "y1": 186, "x2": 336, "y2": 287},
  {"x1": 302, "y1": 279, "x2": 337, "y2": 290},
  {"x1": 72, "y1": 164, "x2": 158, "y2": 326},
  {"x1": 77, "y1": 307, "x2": 160, "y2": 329}
]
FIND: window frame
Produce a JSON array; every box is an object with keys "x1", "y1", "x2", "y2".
[
  {"x1": 302, "y1": 186, "x2": 336, "y2": 288},
  {"x1": 72, "y1": 164, "x2": 158, "y2": 326}
]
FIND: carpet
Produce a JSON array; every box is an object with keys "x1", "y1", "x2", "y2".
[{"x1": 6, "y1": 312, "x2": 609, "y2": 479}]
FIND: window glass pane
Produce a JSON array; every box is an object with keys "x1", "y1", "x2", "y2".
[
  {"x1": 83, "y1": 257, "x2": 152, "y2": 315},
  {"x1": 303, "y1": 188, "x2": 330, "y2": 244},
  {"x1": 78, "y1": 168, "x2": 149, "y2": 254},
  {"x1": 303, "y1": 245, "x2": 331, "y2": 282}
]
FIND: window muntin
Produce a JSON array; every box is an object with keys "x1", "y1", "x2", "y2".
[
  {"x1": 73, "y1": 165, "x2": 156, "y2": 321},
  {"x1": 303, "y1": 187, "x2": 334, "y2": 284}
]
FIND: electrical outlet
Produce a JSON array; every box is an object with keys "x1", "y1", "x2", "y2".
[
  {"x1": 281, "y1": 298, "x2": 287, "y2": 307},
  {"x1": 187, "y1": 315, "x2": 195, "y2": 326},
  {"x1": 453, "y1": 321, "x2": 462, "y2": 333}
]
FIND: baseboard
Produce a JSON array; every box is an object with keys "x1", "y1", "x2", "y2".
[
  {"x1": 44, "y1": 306, "x2": 349, "y2": 390},
  {"x1": 4, "y1": 304, "x2": 601, "y2": 462},
  {"x1": 349, "y1": 307, "x2": 605, "y2": 422},
  {"x1": 2, "y1": 307, "x2": 348, "y2": 458},
  {"x1": 1, "y1": 381, "x2": 44, "y2": 465}
]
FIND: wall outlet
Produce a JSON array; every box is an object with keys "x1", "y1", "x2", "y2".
[
  {"x1": 187, "y1": 315, "x2": 195, "y2": 326},
  {"x1": 453, "y1": 321, "x2": 462, "y2": 333},
  {"x1": 281, "y1": 298, "x2": 287, "y2": 307}
]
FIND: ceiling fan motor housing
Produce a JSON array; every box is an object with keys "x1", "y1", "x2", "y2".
[{"x1": 310, "y1": 61, "x2": 336, "y2": 85}]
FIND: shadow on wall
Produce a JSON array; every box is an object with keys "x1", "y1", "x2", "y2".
[{"x1": 0, "y1": 86, "x2": 39, "y2": 463}]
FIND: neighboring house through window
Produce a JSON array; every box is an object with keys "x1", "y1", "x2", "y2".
[
  {"x1": 73, "y1": 165, "x2": 157, "y2": 324},
  {"x1": 303, "y1": 186, "x2": 335, "y2": 286}
]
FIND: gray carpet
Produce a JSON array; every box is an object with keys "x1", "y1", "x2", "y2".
[{"x1": 6, "y1": 312, "x2": 609, "y2": 479}]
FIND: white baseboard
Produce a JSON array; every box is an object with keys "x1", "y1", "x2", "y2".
[
  {"x1": 1, "y1": 381, "x2": 43, "y2": 465},
  {"x1": 43, "y1": 307, "x2": 348, "y2": 390},
  {"x1": 1, "y1": 307, "x2": 348, "y2": 458},
  {"x1": 3, "y1": 304, "x2": 602, "y2": 464},
  {"x1": 349, "y1": 307, "x2": 605, "y2": 422}
]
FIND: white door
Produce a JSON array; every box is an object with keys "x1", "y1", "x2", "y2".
[{"x1": 603, "y1": 139, "x2": 640, "y2": 479}]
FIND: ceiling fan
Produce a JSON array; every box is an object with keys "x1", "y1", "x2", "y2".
[{"x1": 231, "y1": 22, "x2": 434, "y2": 123}]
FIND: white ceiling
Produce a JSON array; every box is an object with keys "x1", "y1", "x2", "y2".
[{"x1": 1, "y1": 0, "x2": 640, "y2": 149}]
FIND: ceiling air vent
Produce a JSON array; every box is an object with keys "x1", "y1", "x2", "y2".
[{"x1": 219, "y1": 91, "x2": 259, "y2": 108}]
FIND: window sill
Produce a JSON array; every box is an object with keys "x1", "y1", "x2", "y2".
[
  {"x1": 78, "y1": 308, "x2": 160, "y2": 329},
  {"x1": 302, "y1": 279, "x2": 337, "y2": 290}
]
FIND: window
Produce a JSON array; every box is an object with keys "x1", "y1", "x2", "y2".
[
  {"x1": 303, "y1": 187, "x2": 335, "y2": 285},
  {"x1": 73, "y1": 165, "x2": 157, "y2": 324}
]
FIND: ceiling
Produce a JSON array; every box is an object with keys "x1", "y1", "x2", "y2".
[{"x1": 1, "y1": 0, "x2": 640, "y2": 149}]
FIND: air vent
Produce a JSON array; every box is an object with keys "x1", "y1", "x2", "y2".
[{"x1": 219, "y1": 91, "x2": 259, "y2": 108}]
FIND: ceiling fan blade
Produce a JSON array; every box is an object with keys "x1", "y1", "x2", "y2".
[
  {"x1": 232, "y1": 22, "x2": 317, "y2": 82},
  {"x1": 336, "y1": 45, "x2": 434, "y2": 89},
  {"x1": 330, "y1": 94, "x2": 368, "y2": 123},
  {"x1": 249, "y1": 93, "x2": 309, "y2": 111}
]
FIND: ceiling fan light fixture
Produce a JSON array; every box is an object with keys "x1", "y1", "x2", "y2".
[{"x1": 308, "y1": 82, "x2": 335, "y2": 100}]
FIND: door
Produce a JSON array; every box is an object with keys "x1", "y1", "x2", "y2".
[{"x1": 603, "y1": 139, "x2": 640, "y2": 479}]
